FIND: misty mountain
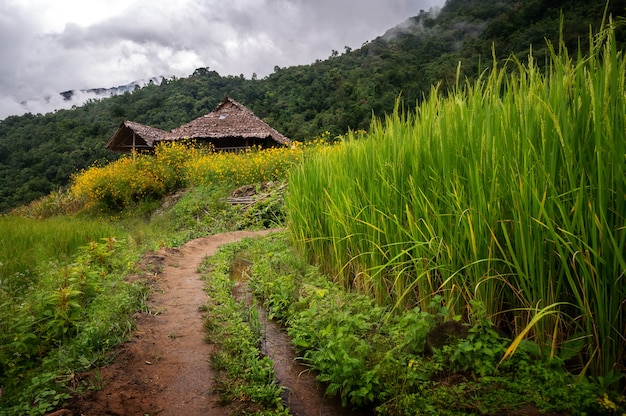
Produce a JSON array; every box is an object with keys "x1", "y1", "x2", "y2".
[
  {"x1": 0, "y1": 0, "x2": 624, "y2": 212},
  {"x1": 12, "y1": 76, "x2": 169, "y2": 119},
  {"x1": 59, "y1": 77, "x2": 166, "y2": 101}
]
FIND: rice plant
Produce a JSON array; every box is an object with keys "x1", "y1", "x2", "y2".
[
  {"x1": 0, "y1": 215, "x2": 118, "y2": 291},
  {"x1": 286, "y1": 22, "x2": 625, "y2": 384}
]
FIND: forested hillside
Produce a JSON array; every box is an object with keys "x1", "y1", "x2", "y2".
[{"x1": 1, "y1": 0, "x2": 624, "y2": 212}]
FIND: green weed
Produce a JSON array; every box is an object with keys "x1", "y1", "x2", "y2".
[
  {"x1": 0, "y1": 232, "x2": 146, "y2": 415},
  {"x1": 199, "y1": 240, "x2": 288, "y2": 414}
]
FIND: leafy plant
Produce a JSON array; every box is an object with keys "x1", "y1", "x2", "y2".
[
  {"x1": 199, "y1": 240, "x2": 288, "y2": 414},
  {"x1": 433, "y1": 301, "x2": 508, "y2": 377},
  {"x1": 0, "y1": 232, "x2": 145, "y2": 415}
]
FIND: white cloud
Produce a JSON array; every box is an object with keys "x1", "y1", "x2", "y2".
[
  {"x1": 14, "y1": 0, "x2": 132, "y2": 31},
  {"x1": 0, "y1": 0, "x2": 445, "y2": 120}
]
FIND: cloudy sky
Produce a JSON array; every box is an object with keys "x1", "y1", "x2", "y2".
[{"x1": 0, "y1": 0, "x2": 444, "y2": 120}]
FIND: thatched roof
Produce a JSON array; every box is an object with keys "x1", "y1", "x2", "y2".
[
  {"x1": 165, "y1": 97, "x2": 290, "y2": 145},
  {"x1": 105, "y1": 120, "x2": 169, "y2": 151},
  {"x1": 105, "y1": 97, "x2": 290, "y2": 152}
]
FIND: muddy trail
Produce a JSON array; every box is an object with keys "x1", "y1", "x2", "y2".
[{"x1": 59, "y1": 230, "x2": 359, "y2": 416}]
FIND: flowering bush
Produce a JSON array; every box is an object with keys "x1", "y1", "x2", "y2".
[
  {"x1": 71, "y1": 155, "x2": 166, "y2": 209},
  {"x1": 153, "y1": 141, "x2": 198, "y2": 190},
  {"x1": 70, "y1": 139, "x2": 334, "y2": 211},
  {"x1": 185, "y1": 145, "x2": 303, "y2": 187}
]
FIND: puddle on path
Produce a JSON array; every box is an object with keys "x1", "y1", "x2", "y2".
[{"x1": 231, "y1": 258, "x2": 367, "y2": 416}]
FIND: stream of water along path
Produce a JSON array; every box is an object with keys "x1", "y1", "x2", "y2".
[{"x1": 231, "y1": 259, "x2": 368, "y2": 416}]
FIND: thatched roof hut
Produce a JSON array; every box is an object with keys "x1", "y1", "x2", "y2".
[
  {"x1": 105, "y1": 121, "x2": 168, "y2": 152},
  {"x1": 165, "y1": 97, "x2": 290, "y2": 151},
  {"x1": 105, "y1": 97, "x2": 290, "y2": 152}
]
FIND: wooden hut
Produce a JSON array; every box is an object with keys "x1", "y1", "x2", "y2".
[
  {"x1": 164, "y1": 97, "x2": 289, "y2": 151},
  {"x1": 105, "y1": 121, "x2": 168, "y2": 153},
  {"x1": 105, "y1": 97, "x2": 290, "y2": 152}
]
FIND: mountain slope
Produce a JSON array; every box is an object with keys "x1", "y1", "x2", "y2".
[{"x1": 0, "y1": 0, "x2": 624, "y2": 212}]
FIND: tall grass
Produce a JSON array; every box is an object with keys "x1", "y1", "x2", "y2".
[
  {"x1": 10, "y1": 188, "x2": 88, "y2": 219},
  {"x1": 0, "y1": 215, "x2": 118, "y2": 291},
  {"x1": 287, "y1": 23, "x2": 625, "y2": 383}
]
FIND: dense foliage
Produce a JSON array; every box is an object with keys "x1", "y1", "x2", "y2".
[
  {"x1": 0, "y1": 229, "x2": 145, "y2": 415},
  {"x1": 1, "y1": 0, "x2": 624, "y2": 212}
]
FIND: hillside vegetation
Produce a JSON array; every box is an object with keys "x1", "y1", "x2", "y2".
[
  {"x1": 1, "y1": 0, "x2": 625, "y2": 212},
  {"x1": 0, "y1": 146, "x2": 296, "y2": 414},
  {"x1": 2, "y1": 18, "x2": 625, "y2": 414}
]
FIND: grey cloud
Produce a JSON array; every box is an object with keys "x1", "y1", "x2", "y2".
[
  {"x1": 0, "y1": 0, "x2": 445, "y2": 120},
  {"x1": 0, "y1": 4, "x2": 40, "y2": 93}
]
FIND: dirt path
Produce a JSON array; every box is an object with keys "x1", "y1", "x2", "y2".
[{"x1": 63, "y1": 230, "x2": 277, "y2": 416}]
